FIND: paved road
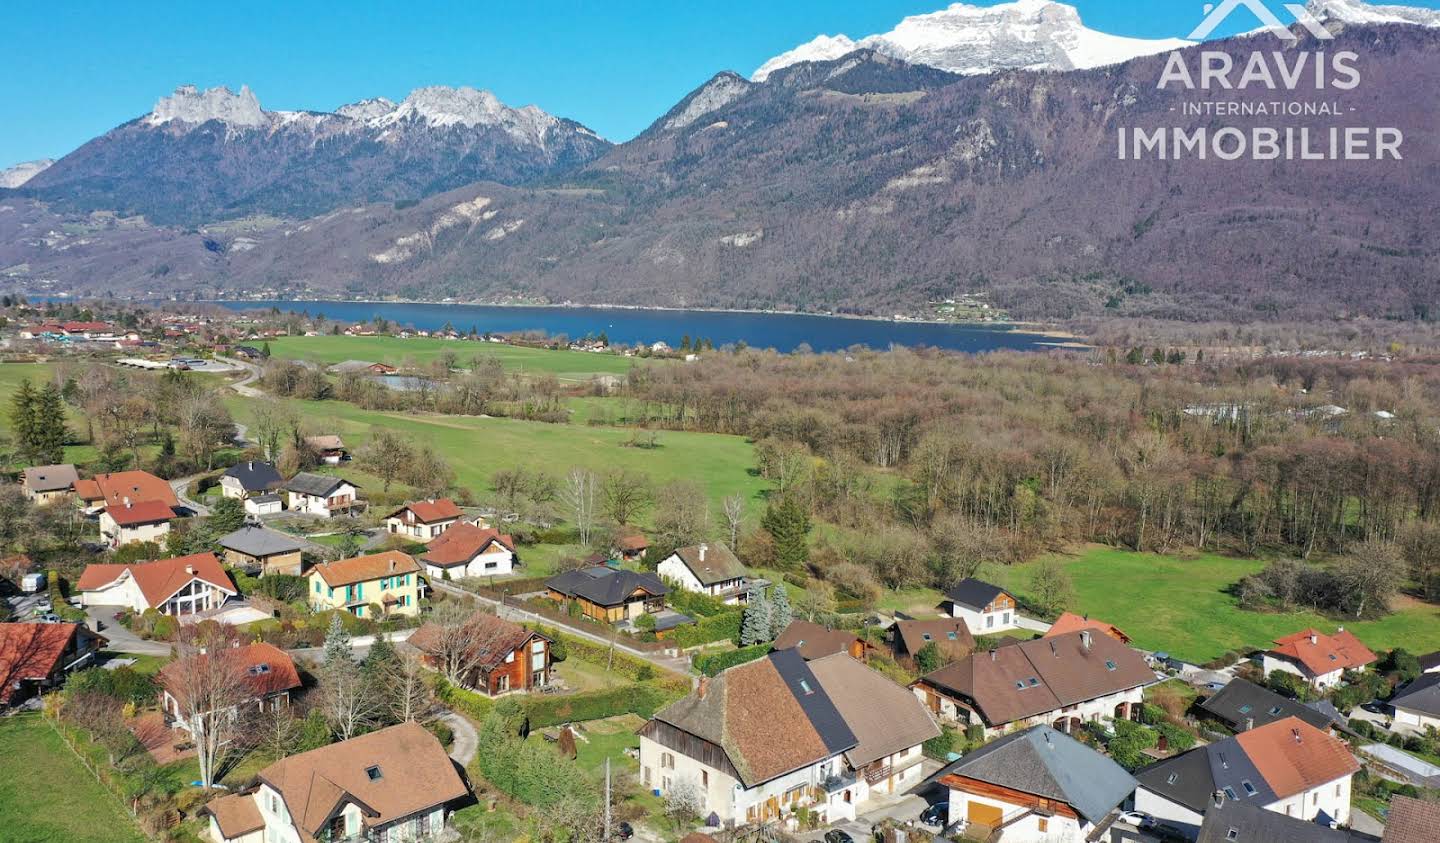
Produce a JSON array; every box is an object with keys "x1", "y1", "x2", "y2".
[
  {"x1": 85, "y1": 606, "x2": 173, "y2": 656},
  {"x1": 1350, "y1": 807, "x2": 1385, "y2": 838},
  {"x1": 170, "y1": 473, "x2": 212, "y2": 516},
  {"x1": 215, "y1": 355, "x2": 264, "y2": 397},
  {"x1": 430, "y1": 580, "x2": 694, "y2": 676},
  {"x1": 441, "y1": 711, "x2": 478, "y2": 765}
]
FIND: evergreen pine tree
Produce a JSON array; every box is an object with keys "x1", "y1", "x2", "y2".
[
  {"x1": 762, "y1": 495, "x2": 811, "y2": 571},
  {"x1": 322, "y1": 613, "x2": 353, "y2": 669},
  {"x1": 740, "y1": 593, "x2": 773, "y2": 646},
  {"x1": 34, "y1": 381, "x2": 67, "y2": 465},
  {"x1": 261, "y1": 341, "x2": 272, "y2": 359},
  {"x1": 770, "y1": 585, "x2": 793, "y2": 635},
  {"x1": 9, "y1": 379, "x2": 38, "y2": 463}
]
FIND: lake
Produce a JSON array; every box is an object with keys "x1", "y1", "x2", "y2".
[{"x1": 220, "y1": 300, "x2": 1078, "y2": 354}]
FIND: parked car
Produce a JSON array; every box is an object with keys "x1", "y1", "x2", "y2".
[
  {"x1": 823, "y1": 831, "x2": 854, "y2": 843},
  {"x1": 613, "y1": 821, "x2": 633, "y2": 840},
  {"x1": 1117, "y1": 811, "x2": 1156, "y2": 829},
  {"x1": 920, "y1": 802, "x2": 949, "y2": 826},
  {"x1": 35, "y1": 613, "x2": 61, "y2": 624},
  {"x1": 1361, "y1": 701, "x2": 1388, "y2": 714}
]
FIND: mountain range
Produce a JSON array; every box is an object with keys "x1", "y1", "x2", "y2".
[{"x1": 1, "y1": 0, "x2": 1438, "y2": 322}]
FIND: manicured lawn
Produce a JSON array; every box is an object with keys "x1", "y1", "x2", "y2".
[
  {"x1": 223, "y1": 394, "x2": 769, "y2": 516},
  {"x1": 995, "y1": 546, "x2": 1440, "y2": 664},
  {"x1": 554, "y1": 658, "x2": 630, "y2": 692},
  {"x1": 262, "y1": 335, "x2": 645, "y2": 381},
  {"x1": 0, "y1": 715, "x2": 147, "y2": 843}
]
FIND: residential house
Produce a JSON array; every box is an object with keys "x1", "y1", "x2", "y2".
[
  {"x1": 408, "y1": 614, "x2": 550, "y2": 695},
  {"x1": 638, "y1": 649, "x2": 938, "y2": 826},
  {"x1": 936, "y1": 725, "x2": 1136, "y2": 842},
  {"x1": 201, "y1": 721, "x2": 469, "y2": 843},
  {"x1": 1261, "y1": 628, "x2": 1377, "y2": 690},
  {"x1": 912, "y1": 629, "x2": 1153, "y2": 737},
  {"x1": 303, "y1": 435, "x2": 348, "y2": 465},
  {"x1": 0, "y1": 622, "x2": 106, "y2": 705},
  {"x1": 307, "y1": 551, "x2": 423, "y2": 618},
  {"x1": 21, "y1": 463, "x2": 78, "y2": 504},
  {"x1": 1417, "y1": 650, "x2": 1440, "y2": 674},
  {"x1": 544, "y1": 566, "x2": 667, "y2": 623},
  {"x1": 418, "y1": 523, "x2": 516, "y2": 580},
  {"x1": 219, "y1": 461, "x2": 284, "y2": 500},
  {"x1": 1383, "y1": 795, "x2": 1440, "y2": 843},
  {"x1": 100, "y1": 499, "x2": 175, "y2": 548},
  {"x1": 1133, "y1": 716, "x2": 1360, "y2": 838},
  {"x1": 892, "y1": 618, "x2": 975, "y2": 661},
  {"x1": 656, "y1": 542, "x2": 760, "y2": 605},
  {"x1": 1200, "y1": 678, "x2": 1348, "y2": 735},
  {"x1": 945, "y1": 578, "x2": 1020, "y2": 633},
  {"x1": 74, "y1": 469, "x2": 180, "y2": 513},
  {"x1": 615, "y1": 532, "x2": 648, "y2": 562},
  {"x1": 78, "y1": 552, "x2": 238, "y2": 616},
  {"x1": 1194, "y1": 796, "x2": 1368, "y2": 843},
  {"x1": 285, "y1": 473, "x2": 361, "y2": 518},
  {"x1": 160, "y1": 643, "x2": 302, "y2": 733},
  {"x1": 773, "y1": 619, "x2": 866, "y2": 662},
  {"x1": 384, "y1": 499, "x2": 463, "y2": 543},
  {"x1": 217, "y1": 525, "x2": 305, "y2": 577},
  {"x1": 1044, "y1": 612, "x2": 1132, "y2": 644},
  {"x1": 327, "y1": 360, "x2": 398, "y2": 375},
  {"x1": 1390, "y1": 672, "x2": 1440, "y2": 734}
]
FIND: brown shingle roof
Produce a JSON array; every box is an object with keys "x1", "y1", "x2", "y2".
[
  {"x1": 773, "y1": 619, "x2": 860, "y2": 661},
  {"x1": 669, "y1": 543, "x2": 747, "y2": 586},
  {"x1": 808, "y1": 653, "x2": 940, "y2": 767},
  {"x1": 894, "y1": 618, "x2": 976, "y2": 657},
  {"x1": 1233, "y1": 716, "x2": 1359, "y2": 800},
  {"x1": 258, "y1": 722, "x2": 468, "y2": 842},
  {"x1": 408, "y1": 614, "x2": 544, "y2": 670},
  {"x1": 1384, "y1": 795, "x2": 1440, "y2": 843},
  {"x1": 917, "y1": 630, "x2": 1152, "y2": 727},
  {"x1": 22, "y1": 463, "x2": 77, "y2": 493},
  {"x1": 420, "y1": 523, "x2": 514, "y2": 567},
  {"x1": 310, "y1": 551, "x2": 420, "y2": 588},
  {"x1": 201, "y1": 793, "x2": 264, "y2": 838}
]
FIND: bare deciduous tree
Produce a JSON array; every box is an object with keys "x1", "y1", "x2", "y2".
[
  {"x1": 722, "y1": 494, "x2": 745, "y2": 547},
  {"x1": 167, "y1": 626, "x2": 259, "y2": 789},
  {"x1": 601, "y1": 469, "x2": 653, "y2": 526},
  {"x1": 561, "y1": 467, "x2": 599, "y2": 545}
]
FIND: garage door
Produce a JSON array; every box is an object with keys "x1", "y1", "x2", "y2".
[{"x1": 966, "y1": 801, "x2": 1004, "y2": 829}]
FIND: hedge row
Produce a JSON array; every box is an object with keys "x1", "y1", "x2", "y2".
[
  {"x1": 693, "y1": 644, "x2": 771, "y2": 677},
  {"x1": 542, "y1": 628, "x2": 687, "y2": 684},
  {"x1": 668, "y1": 611, "x2": 742, "y2": 648}
]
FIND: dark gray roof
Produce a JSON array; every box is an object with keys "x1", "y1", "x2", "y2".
[
  {"x1": 545, "y1": 566, "x2": 667, "y2": 607},
  {"x1": 669, "y1": 543, "x2": 747, "y2": 586},
  {"x1": 1417, "y1": 651, "x2": 1440, "y2": 672},
  {"x1": 222, "y1": 461, "x2": 284, "y2": 492},
  {"x1": 1201, "y1": 678, "x2": 1337, "y2": 733},
  {"x1": 249, "y1": 493, "x2": 284, "y2": 505},
  {"x1": 945, "y1": 578, "x2": 1008, "y2": 611},
  {"x1": 284, "y1": 472, "x2": 355, "y2": 497},
  {"x1": 936, "y1": 725, "x2": 1135, "y2": 824},
  {"x1": 770, "y1": 648, "x2": 856, "y2": 756},
  {"x1": 218, "y1": 524, "x2": 305, "y2": 557},
  {"x1": 652, "y1": 612, "x2": 696, "y2": 632},
  {"x1": 23, "y1": 463, "x2": 78, "y2": 493},
  {"x1": 1135, "y1": 737, "x2": 1278, "y2": 815},
  {"x1": 1393, "y1": 672, "x2": 1440, "y2": 717},
  {"x1": 1196, "y1": 798, "x2": 1365, "y2": 843}
]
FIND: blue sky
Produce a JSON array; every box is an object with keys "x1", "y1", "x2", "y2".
[{"x1": 3, "y1": 0, "x2": 1438, "y2": 166}]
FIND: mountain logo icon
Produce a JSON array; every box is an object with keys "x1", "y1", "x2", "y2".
[{"x1": 1188, "y1": 0, "x2": 1335, "y2": 41}]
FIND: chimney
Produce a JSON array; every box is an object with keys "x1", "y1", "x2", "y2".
[
  {"x1": 123, "y1": 496, "x2": 131, "y2": 508},
  {"x1": 1080, "y1": 630, "x2": 1092, "y2": 650},
  {"x1": 1309, "y1": 633, "x2": 1318, "y2": 645},
  {"x1": 389, "y1": 559, "x2": 397, "y2": 573},
  {"x1": 185, "y1": 565, "x2": 194, "y2": 575},
  {"x1": 1213, "y1": 790, "x2": 1226, "y2": 808},
  {"x1": 699, "y1": 544, "x2": 707, "y2": 562},
  {"x1": 1292, "y1": 728, "x2": 1302, "y2": 744},
  {"x1": 697, "y1": 677, "x2": 710, "y2": 700},
  {"x1": 989, "y1": 648, "x2": 997, "y2": 661},
  {"x1": 1049, "y1": 640, "x2": 1058, "y2": 658},
  {"x1": 1245, "y1": 717, "x2": 1254, "y2": 731}
]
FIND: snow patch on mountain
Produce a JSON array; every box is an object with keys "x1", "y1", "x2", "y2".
[
  {"x1": 662, "y1": 73, "x2": 754, "y2": 131},
  {"x1": 144, "y1": 85, "x2": 267, "y2": 127},
  {"x1": 0, "y1": 159, "x2": 55, "y2": 188},
  {"x1": 1307, "y1": 0, "x2": 1440, "y2": 27},
  {"x1": 369, "y1": 87, "x2": 558, "y2": 145},
  {"x1": 336, "y1": 97, "x2": 398, "y2": 121},
  {"x1": 753, "y1": 0, "x2": 1190, "y2": 80}
]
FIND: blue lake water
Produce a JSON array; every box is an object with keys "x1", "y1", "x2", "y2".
[{"x1": 220, "y1": 300, "x2": 1077, "y2": 354}]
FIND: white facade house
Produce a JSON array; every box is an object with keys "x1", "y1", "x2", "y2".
[
  {"x1": 418, "y1": 523, "x2": 517, "y2": 580},
  {"x1": 1261, "y1": 628, "x2": 1377, "y2": 691},
  {"x1": 99, "y1": 504, "x2": 174, "y2": 548},
  {"x1": 1391, "y1": 674, "x2": 1440, "y2": 734},
  {"x1": 944, "y1": 578, "x2": 1019, "y2": 633},
  {"x1": 77, "y1": 553, "x2": 238, "y2": 616},
  {"x1": 656, "y1": 543, "x2": 755, "y2": 605},
  {"x1": 284, "y1": 473, "x2": 361, "y2": 518}
]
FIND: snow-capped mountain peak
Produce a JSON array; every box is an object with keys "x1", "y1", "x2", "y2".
[
  {"x1": 368, "y1": 86, "x2": 560, "y2": 145},
  {"x1": 144, "y1": 84, "x2": 267, "y2": 127},
  {"x1": 0, "y1": 158, "x2": 55, "y2": 188},
  {"x1": 335, "y1": 97, "x2": 398, "y2": 122},
  {"x1": 754, "y1": 0, "x2": 1191, "y2": 80},
  {"x1": 1306, "y1": 0, "x2": 1440, "y2": 27}
]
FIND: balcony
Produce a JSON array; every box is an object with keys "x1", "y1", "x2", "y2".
[{"x1": 819, "y1": 770, "x2": 858, "y2": 793}]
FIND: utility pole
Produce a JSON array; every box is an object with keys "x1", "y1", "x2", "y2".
[{"x1": 604, "y1": 757, "x2": 612, "y2": 841}]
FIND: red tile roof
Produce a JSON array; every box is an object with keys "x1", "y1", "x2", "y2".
[
  {"x1": 1269, "y1": 629, "x2": 1377, "y2": 677},
  {"x1": 389, "y1": 498, "x2": 462, "y2": 524},
  {"x1": 160, "y1": 642, "x2": 301, "y2": 708},
  {"x1": 1045, "y1": 612, "x2": 1132, "y2": 644},
  {"x1": 420, "y1": 523, "x2": 514, "y2": 567},
  {"x1": 77, "y1": 470, "x2": 179, "y2": 508},
  {"x1": 104, "y1": 499, "x2": 175, "y2": 526},
  {"x1": 77, "y1": 553, "x2": 236, "y2": 609},
  {"x1": 0, "y1": 623, "x2": 82, "y2": 704},
  {"x1": 310, "y1": 551, "x2": 421, "y2": 588},
  {"x1": 1233, "y1": 716, "x2": 1360, "y2": 799}
]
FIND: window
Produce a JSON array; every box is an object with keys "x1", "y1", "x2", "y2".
[
  {"x1": 1313, "y1": 793, "x2": 1318, "y2": 806},
  {"x1": 505, "y1": 651, "x2": 515, "y2": 663},
  {"x1": 1105, "y1": 659, "x2": 1117, "y2": 671},
  {"x1": 314, "y1": 580, "x2": 321, "y2": 594},
  {"x1": 799, "y1": 680, "x2": 813, "y2": 695},
  {"x1": 946, "y1": 632, "x2": 957, "y2": 640},
  {"x1": 531, "y1": 640, "x2": 545, "y2": 654},
  {"x1": 1028, "y1": 677, "x2": 1039, "y2": 687},
  {"x1": 661, "y1": 752, "x2": 675, "y2": 770},
  {"x1": 1336, "y1": 783, "x2": 1342, "y2": 797},
  {"x1": 701, "y1": 770, "x2": 708, "y2": 787},
  {"x1": 1226, "y1": 828, "x2": 1239, "y2": 841},
  {"x1": 1037, "y1": 818, "x2": 1048, "y2": 833},
  {"x1": 1015, "y1": 681, "x2": 1026, "y2": 690},
  {"x1": 922, "y1": 633, "x2": 933, "y2": 641},
  {"x1": 248, "y1": 664, "x2": 271, "y2": 676},
  {"x1": 1241, "y1": 780, "x2": 1256, "y2": 796},
  {"x1": 986, "y1": 615, "x2": 995, "y2": 629},
  {"x1": 366, "y1": 765, "x2": 383, "y2": 781},
  {"x1": 1003, "y1": 612, "x2": 1011, "y2": 624},
  {"x1": 1167, "y1": 773, "x2": 1179, "y2": 785},
  {"x1": 1223, "y1": 786, "x2": 1238, "y2": 800},
  {"x1": 1238, "y1": 704, "x2": 1252, "y2": 714},
  {"x1": 1268, "y1": 705, "x2": 1283, "y2": 716}
]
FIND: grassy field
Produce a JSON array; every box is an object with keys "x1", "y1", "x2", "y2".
[
  {"x1": 223, "y1": 393, "x2": 769, "y2": 515},
  {"x1": 992, "y1": 546, "x2": 1440, "y2": 664},
  {"x1": 262, "y1": 335, "x2": 644, "y2": 381},
  {"x1": 0, "y1": 715, "x2": 147, "y2": 843}
]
